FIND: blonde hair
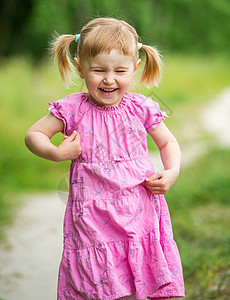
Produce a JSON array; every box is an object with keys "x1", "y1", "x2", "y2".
[{"x1": 51, "y1": 17, "x2": 162, "y2": 87}]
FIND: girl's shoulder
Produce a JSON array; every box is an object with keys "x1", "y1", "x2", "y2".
[
  {"x1": 48, "y1": 92, "x2": 89, "y2": 115},
  {"x1": 52, "y1": 92, "x2": 87, "y2": 107},
  {"x1": 127, "y1": 93, "x2": 167, "y2": 131},
  {"x1": 127, "y1": 93, "x2": 161, "y2": 111},
  {"x1": 48, "y1": 92, "x2": 89, "y2": 135},
  {"x1": 127, "y1": 92, "x2": 146, "y2": 103}
]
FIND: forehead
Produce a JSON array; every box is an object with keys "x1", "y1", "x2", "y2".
[
  {"x1": 78, "y1": 23, "x2": 138, "y2": 60},
  {"x1": 83, "y1": 50, "x2": 135, "y2": 68}
]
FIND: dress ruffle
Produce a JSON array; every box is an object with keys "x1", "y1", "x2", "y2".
[
  {"x1": 58, "y1": 228, "x2": 184, "y2": 300},
  {"x1": 86, "y1": 94, "x2": 128, "y2": 111},
  {"x1": 48, "y1": 101, "x2": 68, "y2": 135},
  {"x1": 57, "y1": 191, "x2": 184, "y2": 299}
]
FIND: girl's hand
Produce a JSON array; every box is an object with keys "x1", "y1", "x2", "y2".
[
  {"x1": 55, "y1": 130, "x2": 81, "y2": 162},
  {"x1": 143, "y1": 169, "x2": 179, "y2": 194}
]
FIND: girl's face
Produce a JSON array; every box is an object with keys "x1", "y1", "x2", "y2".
[{"x1": 75, "y1": 50, "x2": 140, "y2": 107}]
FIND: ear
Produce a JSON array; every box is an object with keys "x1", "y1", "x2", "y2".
[
  {"x1": 134, "y1": 59, "x2": 141, "y2": 74},
  {"x1": 74, "y1": 58, "x2": 85, "y2": 79}
]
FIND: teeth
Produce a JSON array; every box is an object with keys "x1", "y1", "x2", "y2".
[{"x1": 101, "y1": 88, "x2": 116, "y2": 92}]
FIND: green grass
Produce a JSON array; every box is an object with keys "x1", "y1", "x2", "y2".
[
  {"x1": 0, "y1": 55, "x2": 230, "y2": 298},
  {"x1": 167, "y1": 148, "x2": 230, "y2": 299}
]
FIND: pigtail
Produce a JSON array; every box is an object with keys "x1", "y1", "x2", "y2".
[
  {"x1": 50, "y1": 34, "x2": 76, "y2": 86},
  {"x1": 140, "y1": 45, "x2": 162, "y2": 87}
]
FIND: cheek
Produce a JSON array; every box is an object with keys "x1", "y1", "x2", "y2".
[
  {"x1": 121, "y1": 75, "x2": 134, "y2": 86},
  {"x1": 88, "y1": 74, "x2": 101, "y2": 84},
  {"x1": 85, "y1": 77, "x2": 97, "y2": 87}
]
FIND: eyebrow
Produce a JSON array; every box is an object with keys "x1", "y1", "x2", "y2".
[
  {"x1": 90, "y1": 65, "x2": 130, "y2": 69},
  {"x1": 116, "y1": 66, "x2": 129, "y2": 69},
  {"x1": 90, "y1": 66, "x2": 103, "y2": 69}
]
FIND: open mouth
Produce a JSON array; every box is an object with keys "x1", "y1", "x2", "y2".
[{"x1": 99, "y1": 88, "x2": 118, "y2": 93}]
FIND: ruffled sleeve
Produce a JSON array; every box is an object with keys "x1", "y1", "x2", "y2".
[
  {"x1": 48, "y1": 92, "x2": 86, "y2": 136},
  {"x1": 130, "y1": 93, "x2": 167, "y2": 131}
]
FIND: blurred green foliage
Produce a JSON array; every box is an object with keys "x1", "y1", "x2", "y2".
[{"x1": 0, "y1": 0, "x2": 230, "y2": 58}]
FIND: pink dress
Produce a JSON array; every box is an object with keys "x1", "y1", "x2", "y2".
[{"x1": 48, "y1": 92, "x2": 185, "y2": 300}]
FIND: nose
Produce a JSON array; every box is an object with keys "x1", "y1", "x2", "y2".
[{"x1": 103, "y1": 72, "x2": 115, "y2": 85}]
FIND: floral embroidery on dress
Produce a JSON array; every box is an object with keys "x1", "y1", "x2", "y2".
[
  {"x1": 125, "y1": 126, "x2": 134, "y2": 134},
  {"x1": 109, "y1": 199, "x2": 117, "y2": 207},
  {"x1": 77, "y1": 211, "x2": 84, "y2": 219},
  {"x1": 72, "y1": 178, "x2": 85, "y2": 189},
  {"x1": 96, "y1": 278, "x2": 104, "y2": 287},
  {"x1": 85, "y1": 128, "x2": 94, "y2": 135},
  {"x1": 96, "y1": 242, "x2": 104, "y2": 250},
  {"x1": 103, "y1": 166, "x2": 112, "y2": 174},
  {"x1": 96, "y1": 267, "x2": 110, "y2": 287},
  {"x1": 68, "y1": 112, "x2": 75, "y2": 119},
  {"x1": 102, "y1": 217, "x2": 111, "y2": 232},
  {"x1": 97, "y1": 141, "x2": 104, "y2": 150}
]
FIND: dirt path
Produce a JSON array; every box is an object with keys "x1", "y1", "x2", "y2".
[
  {"x1": 0, "y1": 88, "x2": 229, "y2": 300},
  {"x1": 201, "y1": 87, "x2": 230, "y2": 147},
  {"x1": 150, "y1": 87, "x2": 230, "y2": 170},
  {"x1": 0, "y1": 194, "x2": 66, "y2": 300}
]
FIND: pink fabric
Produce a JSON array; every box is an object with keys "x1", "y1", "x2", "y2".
[{"x1": 48, "y1": 92, "x2": 185, "y2": 300}]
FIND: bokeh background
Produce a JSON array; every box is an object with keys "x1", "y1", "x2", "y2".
[{"x1": 0, "y1": 0, "x2": 230, "y2": 299}]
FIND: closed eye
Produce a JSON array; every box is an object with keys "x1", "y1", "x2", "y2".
[
  {"x1": 94, "y1": 69, "x2": 104, "y2": 73},
  {"x1": 116, "y1": 70, "x2": 126, "y2": 73}
]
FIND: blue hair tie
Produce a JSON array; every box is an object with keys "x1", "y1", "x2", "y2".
[{"x1": 75, "y1": 34, "x2": 80, "y2": 42}]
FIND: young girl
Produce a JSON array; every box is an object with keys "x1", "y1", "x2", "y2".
[{"x1": 25, "y1": 17, "x2": 185, "y2": 300}]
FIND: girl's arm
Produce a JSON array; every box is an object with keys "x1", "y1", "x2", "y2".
[
  {"x1": 25, "y1": 113, "x2": 81, "y2": 162},
  {"x1": 144, "y1": 122, "x2": 181, "y2": 194}
]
